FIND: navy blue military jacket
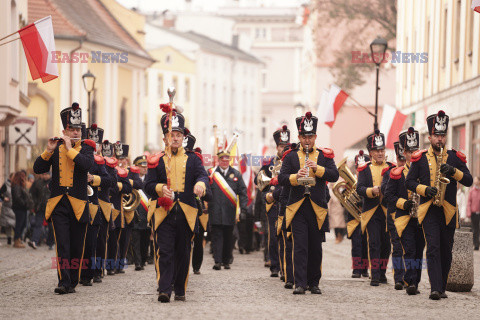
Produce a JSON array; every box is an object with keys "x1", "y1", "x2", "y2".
[
  {"x1": 405, "y1": 146, "x2": 472, "y2": 228},
  {"x1": 33, "y1": 139, "x2": 95, "y2": 222},
  {"x1": 145, "y1": 148, "x2": 209, "y2": 231},
  {"x1": 88, "y1": 156, "x2": 113, "y2": 225},
  {"x1": 97, "y1": 159, "x2": 117, "y2": 203},
  {"x1": 278, "y1": 145, "x2": 338, "y2": 231},
  {"x1": 356, "y1": 161, "x2": 393, "y2": 233},
  {"x1": 207, "y1": 165, "x2": 248, "y2": 226},
  {"x1": 110, "y1": 168, "x2": 132, "y2": 229}
]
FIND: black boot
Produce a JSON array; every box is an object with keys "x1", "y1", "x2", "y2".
[
  {"x1": 158, "y1": 293, "x2": 170, "y2": 303},
  {"x1": 429, "y1": 291, "x2": 441, "y2": 300},
  {"x1": 310, "y1": 286, "x2": 322, "y2": 294},
  {"x1": 284, "y1": 282, "x2": 293, "y2": 289},
  {"x1": 394, "y1": 282, "x2": 404, "y2": 290},
  {"x1": 293, "y1": 287, "x2": 305, "y2": 294},
  {"x1": 213, "y1": 263, "x2": 221, "y2": 270}
]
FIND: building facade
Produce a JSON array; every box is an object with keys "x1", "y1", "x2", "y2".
[{"x1": 397, "y1": 0, "x2": 480, "y2": 177}]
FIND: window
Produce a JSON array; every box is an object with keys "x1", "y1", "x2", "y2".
[
  {"x1": 185, "y1": 79, "x2": 190, "y2": 102},
  {"x1": 165, "y1": 54, "x2": 171, "y2": 64},
  {"x1": 472, "y1": 121, "x2": 480, "y2": 178},
  {"x1": 255, "y1": 27, "x2": 266, "y2": 39},
  {"x1": 157, "y1": 75, "x2": 163, "y2": 97},
  {"x1": 442, "y1": 8, "x2": 448, "y2": 67},
  {"x1": 454, "y1": 0, "x2": 461, "y2": 63},
  {"x1": 453, "y1": 124, "x2": 466, "y2": 153},
  {"x1": 271, "y1": 28, "x2": 287, "y2": 41},
  {"x1": 467, "y1": 1, "x2": 474, "y2": 58}
]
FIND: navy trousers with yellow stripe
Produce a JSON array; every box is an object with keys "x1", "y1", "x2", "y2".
[
  {"x1": 94, "y1": 214, "x2": 109, "y2": 277},
  {"x1": 400, "y1": 218, "x2": 425, "y2": 287},
  {"x1": 387, "y1": 213, "x2": 405, "y2": 284},
  {"x1": 107, "y1": 228, "x2": 121, "y2": 270},
  {"x1": 155, "y1": 204, "x2": 193, "y2": 297},
  {"x1": 365, "y1": 209, "x2": 391, "y2": 281},
  {"x1": 119, "y1": 223, "x2": 133, "y2": 268},
  {"x1": 282, "y1": 229, "x2": 294, "y2": 283},
  {"x1": 81, "y1": 223, "x2": 100, "y2": 281},
  {"x1": 422, "y1": 206, "x2": 455, "y2": 293},
  {"x1": 351, "y1": 225, "x2": 369, "y2": 275},
  {"x1": 267, "y1": 211, "x2": 280, "y2": 273},
  {"x1": 291, "y1": 201, "x2": 324, "y2": 289},
  {"x1": 51, "y1": 196, "x2": 88, "y2": 289}
]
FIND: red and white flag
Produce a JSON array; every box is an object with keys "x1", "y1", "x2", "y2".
[
  {"x1": 18, "y1": 16, "x2": 58, "y2": 83},
  {"x1": 472, "y1": 0, "x2": 480, "y2": 13},
  {"x1": 379, "y1": 104, "x2": 407, "y2": 149},
  {"x1": 324, "y1": 84, "x2": 348, "y2": 128},
  {"x1": 239, "y1": 153, "x2": 254, "y2": 205}
]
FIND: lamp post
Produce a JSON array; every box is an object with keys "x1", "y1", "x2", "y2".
[
  {"x1": 370, "y1": 36, "x2": 388, "y2": 131},
  {"x1": 82, "y1": 70, "x2": 96, "y2": 126}
]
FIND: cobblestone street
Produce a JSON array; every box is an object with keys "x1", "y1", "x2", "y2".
[{"x1": 1, "y1": 233, "x2": 479, "y2": 320}]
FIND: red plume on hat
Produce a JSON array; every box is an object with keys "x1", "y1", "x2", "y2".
[
  {"x1": 374, "y1": 129, "x2": 380, "y2": 135},
  {"x1": 408, "y1": 127, "x2": 414, "y2": 134},
  {"x1": 160, "y1": 103, "x2": 172, "y2": 113},
  {"x1": 359, "y1": 150, "x2": 364, "y2": 156},
  {"x1": 437, "y1": 110, "x2": 445, "y2": 117},
  {"x1": 91, "y1": 123, "x2": 97, "y2": 130},
  {"x1": 194, "y1": 147, "x2": 202, "y2": 153},
  {"x1": 305, "y1": 111, "x2": 312, "y2": 119},
  {"x1": 282, "y1": 125, "x2": 288, "y2": 131},
  {"x1": 71, "y1": 102, "x2": 79, "y2": 111},
  {"x1": 103, "y1": 140, "x2": 109, "y2": 144}
]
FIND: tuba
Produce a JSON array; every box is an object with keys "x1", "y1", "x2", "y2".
[
  {"x1": 332, "y1": 157, "x2": 362, "y2": 221},
  {"x1": 256, "y1": 157, "x2": 282, "y2": 192},
  {"x1": 433, "y1": 147, "x2": 450, "y2": 207},
  {"x1": 123, "y1": 189, "x2": 141, "y2": 213}
]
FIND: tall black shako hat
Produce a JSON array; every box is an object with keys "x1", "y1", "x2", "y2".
[
  {"x1": 60, "y1": 103, "x2": 82, "y2": 129},
  {"x1": 366, "y1": 129, "x2": 385, "y2": 151},
  {"x1": 87, "y1": 124, "x2": 104, "y2": 144},
  {"x1": 427, "y1": 110, "x2": 449, "y2": 135},
  {"x1": 399, "y1": 127, "x2": 419, "y2": 152},
  {"x1": 102, "y1": 140, "x2": 114, "y2": 157},
  {"x1": 161, "y1": 112, "x2": 185, "y2": 134},
  {"x1": 393, "y1": 141, "x2": 405, "y2": 161},
  {"x1": 273, "y1": 125, "x2": 290, "y2": 146},
  {"x1": 114, "y1": 141, "x2": 129, "y2": 159},
  {"x1": 354, "y1": 150, "x2": 370, "y2": 168},
  {"x1": 295, "y1": 112, "x2": 317, "y2": 136},
  {"x1": 182, "y1": 128, "x2": 196, "y2": 151}
]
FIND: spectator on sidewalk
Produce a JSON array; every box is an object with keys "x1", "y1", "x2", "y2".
[
  {"x1": 467, "y1": 177, "x2": 480, "y2": 251},
  {"x1": 0, "y1": 173, "x2": 16, "y2": 245},
  {"x1": 11, "y1": 171, "x2": 33, "y2": 248},
  {"x1": 28, "y1": 172, "x2": 53, "y2": 249}
]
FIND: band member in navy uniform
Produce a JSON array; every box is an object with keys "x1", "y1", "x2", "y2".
[
  {"x1": 117, "y1": 144, "x2": 142, "y2": 270},
  {"x1": 131, "y1": 155, "x2": 150, "y2": 271},
  {"x1": 356, "y1": 130, "x2": 393, "y2": 286},
  {"x1": 278, "y1": 111, "x2": 339, "y2": 295},
  {"x1": 406, "y1": 111, "x2": 472, "y2": 300},
  {"x1": 381, "y1": 141, "x2": 405, "y2": 289},
  {"x1": 348, "y1": 151, "x2": 370, "y2": 278},
  {"x1": 256, "y1": 125, "x2": 290, "y2": 277},
  {"x1": 208, "y1": 145, "x2": 248, "y2": 271},
  {"x1": 93, "y1": 141, "x2": 117, "y2": 282},
  {"x1": 80, "y1": 124, "x2": 113, "y2": 286},
  {"x1": 106, "y1": 143, "x2": 132, "y2": 275},
  {"x1": 145, "y1": 111, "x2": 209, "y2": 303},
  {"x1": 385, "y1": 128, "x2": 425, "y2": 295},
  {"x1": 33, "y1": 103, "x2": 95, "y2": 294}
]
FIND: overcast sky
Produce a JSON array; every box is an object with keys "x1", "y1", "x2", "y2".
[{"x1": 116, "y1": 0, "x2": 305, "y2": 12}]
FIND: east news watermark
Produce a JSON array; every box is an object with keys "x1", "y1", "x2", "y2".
[
  {"x1": 351, "y1": 51, "x2": 428, "y2": 64},
  {"x1": 51, "y1": 51, "x2": 128, "y2": 64}
]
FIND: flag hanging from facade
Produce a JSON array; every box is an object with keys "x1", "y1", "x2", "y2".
[
  {"x1": 379, "y1": 104, "x2": 407, "y2": 149},
  {"x1": 472, "y1": 0, "x2": 480, "y2": 13},
  {"x1": 239, "y1": 153, "x2": 254, "y2": 206},
  {"x1": 18, "y1": 16, "x2": 58, "y2": 83},
  {"x1": 324, "y1": 84, "x2": 348, "y2": 128}
]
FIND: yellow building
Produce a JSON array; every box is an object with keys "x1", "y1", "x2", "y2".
[
  {"x1": 397, "y1": 0, "x2": 480, "y2": 176},
  {"x1": 27, "y1": 0, "x2": 153, "y2": 162}
]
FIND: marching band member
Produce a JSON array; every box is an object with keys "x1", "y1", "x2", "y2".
[
  {"x1": 385, "y1": 128, "x2": 424, "y2": 295},
  {"x1": 356, "y1": 130, "x2": 393, "y2": 286},
  {"x1": 278, "y1": 111, "x2": 339, "y2": 294},
  {"x1": 80, "y1": 124, "x2": 113, "y2": 286},
  {"x1": 145, "y1": 111, "x2": 209, "y2": 302},
  {"x1": 405, "y1": 111, "x2": 472, "y2": 300},
  {"x1": 381, "y1": 141, "x2": 405, "y2": 289},
  {"x1": 33, "y1": 103, "x2": 95, "y2": 294}
]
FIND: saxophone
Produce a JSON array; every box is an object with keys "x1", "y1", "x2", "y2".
[{"x1": 433, "y1": 147, "x2": 450, "y2": 207}]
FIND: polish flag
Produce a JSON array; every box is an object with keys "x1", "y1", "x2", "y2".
[
  {"x1": 324, "y1": 84, "x2": 348, "y2": 128},
  {"x1": 18, "y1": 16, "x2": 58, "y2": 83},
  {"x1": 379, "y1": 104, "x2": 407, "y2": 149},
  {"x1": 472, "y1": 0, "x2": 480, "y2": 13}
]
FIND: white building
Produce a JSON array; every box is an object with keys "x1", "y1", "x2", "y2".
[{"x1": 145, "y1": 22, "x2": 263, "y2": 155}]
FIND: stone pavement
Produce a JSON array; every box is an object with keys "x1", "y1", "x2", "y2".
[{"x1": 0, "y1": 233, "x2": 479, "y2": 320}]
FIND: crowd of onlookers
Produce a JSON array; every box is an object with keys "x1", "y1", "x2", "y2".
[{"x1": 0, "y1": 170, "x2": 53, "y2": 249}]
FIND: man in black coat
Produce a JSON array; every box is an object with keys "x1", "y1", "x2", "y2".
[
  {"x1": 278, "y1": 111, "x2": 339, "y2": 295},
  {"x1": 33, "y1": 103, "x2": 95, "y2": 294},
  {"x1": 208, "y1": 147, "x2": 248, "y2": 270},
  {"x1": 405, "y1": 111, "x2": 472, "y2": 300}
]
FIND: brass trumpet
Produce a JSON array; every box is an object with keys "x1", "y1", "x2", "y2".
[
  {"x1": 123, "y1": 189, "x2": 141, "y2": 212},
  {"x1": 332, "y1": 157, "x2": 362, "y2": 221},
  {"x1": 256, "y1": 158, "x2": 282, "y2": 192}
]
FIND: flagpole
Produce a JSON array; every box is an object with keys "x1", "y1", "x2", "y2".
[
  {"x1": 0, "y1": 30, "x2": 19, "y2": 43},
  {"x1": 0, "y1": 37, "x2": 20, "y2": 47},
  {"x1": 347, "y1": 96, "x2": 376, "y2": 118}
]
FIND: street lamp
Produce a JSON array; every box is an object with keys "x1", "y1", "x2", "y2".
[
  {"x1": 370, "y1": 36, "x2": 388, "y2": 131},
  {"x1": 82, "y1": 70, "x2": 96, "y2": 126}
]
